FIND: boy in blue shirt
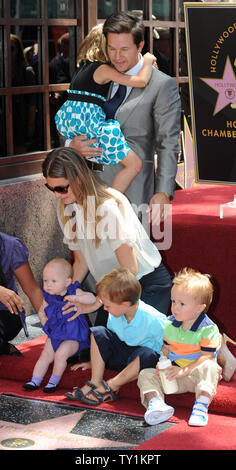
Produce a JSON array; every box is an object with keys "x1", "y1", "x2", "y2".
[{"x1": 65, "y1": 267, "x2": 166, "y2": 404}]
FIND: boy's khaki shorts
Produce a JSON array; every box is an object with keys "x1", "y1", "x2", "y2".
[{"x1": 138, "y1": 359, "x2": 222, "y2": 408}]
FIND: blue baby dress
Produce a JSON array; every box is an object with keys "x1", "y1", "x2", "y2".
[{"x1": 43, "y1": 281, "x2": 90, "y2": 352}]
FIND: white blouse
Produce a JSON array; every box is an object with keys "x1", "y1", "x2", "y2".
[{"x1": 57, "y1": 189, "x2": 161, "y2": 281}]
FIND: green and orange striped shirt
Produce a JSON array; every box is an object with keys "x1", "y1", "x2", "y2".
[{"x1": 164, "y1": 312, "x2": 221, "y2": 368}]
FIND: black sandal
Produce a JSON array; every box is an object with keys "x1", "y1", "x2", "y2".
[
  {"x1": 65, "y1": 381, "x2": 96, "y2": 401},
  {"x1": 80, "y1": 380, "x2": 119, "y2": 406}
]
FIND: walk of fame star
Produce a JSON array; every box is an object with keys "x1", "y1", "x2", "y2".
[
  {"x1": 201, "y1": 56, "x2": 236, "y2": 115},
  {"x1": 0, "y1": 411, "x2": 133, "y2": 450}
]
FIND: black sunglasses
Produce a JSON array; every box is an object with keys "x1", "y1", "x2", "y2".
[{"x1": 44, "y1": 183, "x2": 70, "y2": 194}]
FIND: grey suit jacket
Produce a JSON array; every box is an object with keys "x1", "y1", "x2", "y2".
[{"x1": 100, "y1": 67, "x2": 181, "y2": 207}]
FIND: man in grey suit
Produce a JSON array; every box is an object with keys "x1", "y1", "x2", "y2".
[{"x1": 69, "y1": 11, "x2": 181, "y2": 223}]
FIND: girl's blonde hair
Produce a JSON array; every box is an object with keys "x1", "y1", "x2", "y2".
[
  {"x1": 42, "y1": 147, "x2": 124, "y2": 248},
  {"x1": 77, "y1": 23, "x2": 109, "y2": 65},
  {"x1": 172, "y1": 267, "x2": 213, "y2": 312}
]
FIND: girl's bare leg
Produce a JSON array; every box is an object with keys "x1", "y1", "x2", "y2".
[
  {"x1": 111, "y1": 150, "x2": 142, "y2": 193},
  {"x1": 53, "y1": 340, "x2": 79, "y2": 377},
  {"x1": 32, "y1": 337, "x2": 55, "y2": 378}
]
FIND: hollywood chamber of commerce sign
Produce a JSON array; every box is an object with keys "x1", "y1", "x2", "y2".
[{"x1": 184, "y1": 2, "x2": 236, "y2": 184}]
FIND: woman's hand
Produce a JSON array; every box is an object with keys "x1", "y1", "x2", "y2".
[
  {"x1": 62, "y1": 295, "x2": 102, "y2": 322},
  {"x1": 0, "y1": 286, "x2": 24, "y2": 314}
]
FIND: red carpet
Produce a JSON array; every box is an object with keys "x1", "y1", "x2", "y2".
[
  {"x1": 0, "y1": 335, "x2": 235, "y2": 451},
  {"x1": 162, "y1": 184, "x2": 236, "y2": 341},
  {"x1": 136, "y1": 407, "x2": 236, "y2": 450},
  {"x1": 0, "y1": 335, "x2": 235, "y2": 417}
]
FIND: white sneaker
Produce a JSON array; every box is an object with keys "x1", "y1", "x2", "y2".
[
  {"x1": 144, "y1": 399, "x2": 174, "y2": 425},
  {"x1": 188, "y1": 400, "x2": 209, "y2": 427}
]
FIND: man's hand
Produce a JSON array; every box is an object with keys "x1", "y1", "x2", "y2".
[
  {"x1": 148, "y1": 192, "x2": 171, "y2": 225},
  {"x1": 69, "y1": 135, "x2": 103, "y2": 158}
]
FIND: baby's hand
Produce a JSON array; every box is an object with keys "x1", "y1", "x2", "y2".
[{"x1": 156, "y1": 364, "x2": 160, "y2": 377}]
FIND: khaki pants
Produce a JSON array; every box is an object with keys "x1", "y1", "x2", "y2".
[{"x1": 138, "y1": 360, "x2": 222, "y2": 409}]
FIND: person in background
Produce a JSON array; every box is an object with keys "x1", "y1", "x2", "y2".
[
  {"x1": 10, "y1": 34, "x2": 37, "y2": 154},
  {"x1": 0, "y1": 232, "x2": 43, "y2": 356},
  {"x1": 49, "y1": 32, "x2": 72, "y2": 148}
]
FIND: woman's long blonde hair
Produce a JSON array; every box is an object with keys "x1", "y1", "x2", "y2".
[
  {"x1": 77, "y1": 23, "x2": 109, "y2": 66},
  {"x1": 42, "y1": 147, "x2": 123, "y2": 247}
]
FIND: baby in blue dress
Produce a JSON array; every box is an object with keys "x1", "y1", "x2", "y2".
[{"x1": 23, "y1": 257, "x2": 95, "y2": 393}]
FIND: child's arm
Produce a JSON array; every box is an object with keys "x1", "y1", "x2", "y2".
[
  {"x1": 94, "y1": 52, "x2": 156, "y2": 88},
  {"x1": 165, "y1": 351, "x2": 215, "y2": 381},
  {"x1": 161, "y1": 344, "x2": 170, "y2": 358}
]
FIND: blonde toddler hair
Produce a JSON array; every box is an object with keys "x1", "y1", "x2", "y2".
[
  {"x1": 172, "y1": 267, "x2": 213, "y2": 312},
  {"x1": 77, "y1": 23, "x2": 109, "y2": 65}
]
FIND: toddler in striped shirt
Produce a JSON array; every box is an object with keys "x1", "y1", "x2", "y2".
[{"x1": 138, "y1": 268, "x2": 222, "y2": 427}]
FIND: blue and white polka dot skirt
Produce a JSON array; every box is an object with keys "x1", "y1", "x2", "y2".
[{"x1": 55, "y1": 90, "x2": 130, "y2": 165}]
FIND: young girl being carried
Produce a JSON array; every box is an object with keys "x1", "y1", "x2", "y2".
[{"x1": 55, "y1": 24, "x2": 156, "y2": 193}]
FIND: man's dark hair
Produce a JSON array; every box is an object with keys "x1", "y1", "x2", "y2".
[{"x1": 103, "y1": 11, "x2": 145, "y2": 47}]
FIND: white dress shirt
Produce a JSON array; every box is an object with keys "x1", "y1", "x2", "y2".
[{"x1": 110, "y1": 54, "x2": 144, "y2": 107}]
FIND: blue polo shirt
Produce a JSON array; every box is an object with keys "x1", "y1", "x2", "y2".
[{"x1": 107, "y1": 299, "x2": 166, "y2": 354}]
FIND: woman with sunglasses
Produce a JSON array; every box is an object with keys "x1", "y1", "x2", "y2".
[{"x1": 42, "y1": 147, "x2": 172, "y2": 327}]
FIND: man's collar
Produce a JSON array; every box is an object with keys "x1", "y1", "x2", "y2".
[
  {"x1": 111, "y1": 54, "x2": 144, "y2": 98},
  {"x1": 112, "y1": 54, "x2": 144, "y2": 87},
  {"x1": 125, "y1": 53, "x2": 144, "y2": 76}
]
